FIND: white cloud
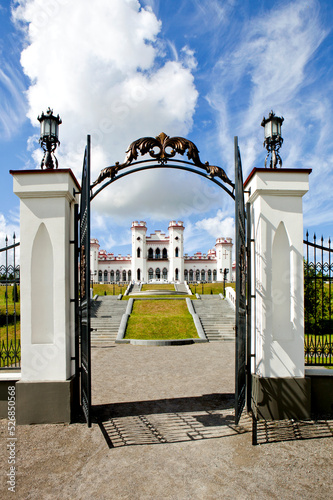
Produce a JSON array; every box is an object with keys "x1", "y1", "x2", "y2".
[
  {"x1": 12, "y1": 0, "x2": 200, "y2": 225},
  {"x1": 0, "y1": 62, "x2": 27, "y2": 138},
  {"x1": 195, "y1": 209, "x2": 234, "y2": 239}
]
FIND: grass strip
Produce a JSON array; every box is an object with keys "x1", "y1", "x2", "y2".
[{"x1": 125, "y1": 299, "x2": 199, "y2": 340}]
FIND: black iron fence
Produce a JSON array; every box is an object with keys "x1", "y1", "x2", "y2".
[
  {"x1": 304, "y1": 232, "x2": 333, "y2": 366},
  {"x1": 0, "y1": 235, "x2": 20, "y2": 369}
]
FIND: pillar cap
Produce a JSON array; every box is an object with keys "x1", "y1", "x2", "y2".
[{"x1": 244, "y1": 167, "x2": 312, "y2": 188}]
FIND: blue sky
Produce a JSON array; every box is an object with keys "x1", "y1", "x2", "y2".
[{"x1": 0, "y1": 0, "x2": 333, "y2": 256}]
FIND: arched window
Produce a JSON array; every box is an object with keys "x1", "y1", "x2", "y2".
[
  {"x1": 155, "y1": 248, "x2": 160, "y2": 259},
  {"x1": 156, "y1": 268, "x2": 161, "y2": 279},
  {"x1": 213, "y1": 269, "x2": 217, "y2": 281},
  {"x1": 184, "y1": 269, "x2": 188, "y2": 281},
  {"x1": 104, "y1": 270, "x2": 108, "y2": 282},
  {"x1": 201, "y1": 269, "x2": 205, "y2": 281},
  {"x1": 137, "y1": 268, "x2": 141, "y2": 281},
  {"x1": 148, "y1": 268, "x2": 153, "y2": 280},
  {"x1": 162, "y1": 248, "x2": 168, "y2": 259},
  {"x1": 189, "y1": 269, "x2": 193, "y2": 281},
  {"x1": 162, "y1": 268, "x2": 168, "y2": 279},
  {"x1": 98, "y1": 270, "x2": 102, "y2": 281},
  {"x1": 196, "y1": 269, "x2": 200, "y2": 281},
  {"x1": 208, "y1": 269, "x2": 212, "y2": 282},
  {"x1": 110, "y1": 270, "x2": 114, "y2": 282},
  {"x1": 122, "y1": 270, "x2": 126, "y2": 281},
  {"x1": 128, "y1": 270, "x2": 132, "y2": 281},
  {"x1": 137, "y1": 247, "x2": 141, "y2": 258},
  {"x1": 148, "y1": 248, "x2": 153, "y2": 259},
  {"x1": 175, "y1": 268, "x2": 179, "y2": 280},
  {"x1": 116, "y1": 270, "x2": 120, "y2": 282},
  {"x1": 175, "y1": 247, "x2": 179, "y2": 257}
]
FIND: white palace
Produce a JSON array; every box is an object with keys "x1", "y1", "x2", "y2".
[{"x1": 90, "y1": 220, "x2": 234, "y2": 283}]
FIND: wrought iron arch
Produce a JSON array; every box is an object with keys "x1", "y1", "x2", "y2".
[{"x1": 90, "y1": 132, "x2": 235, "y2": 201}]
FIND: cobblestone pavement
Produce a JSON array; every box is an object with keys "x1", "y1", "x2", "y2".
[{"x1": 1, "y1": 342, "x2": 332, "y2": 500}]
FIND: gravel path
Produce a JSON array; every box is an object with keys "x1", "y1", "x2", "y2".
[{"x1": 1, "y1": 342, "x2": 332, "y2": 499}]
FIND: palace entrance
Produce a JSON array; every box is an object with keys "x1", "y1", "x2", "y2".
[{"x1": 77, "y1": 133, "x2": 251, "y2": 428}]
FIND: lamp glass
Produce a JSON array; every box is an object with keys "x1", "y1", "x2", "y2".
[{"x1": 264, "y1": 121, "x2": 272, "y2": 139}]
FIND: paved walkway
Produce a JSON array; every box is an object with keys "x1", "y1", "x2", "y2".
[{"x1": 1, "y1": 343, "x2": 332, "y2": 499}]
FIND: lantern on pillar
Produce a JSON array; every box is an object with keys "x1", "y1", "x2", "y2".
[
  {"x1": 261, "y1": 111, "x2": 284, "y2": 168},
  {"x1": 38, "y1": 108, "x2": 62, "y2": 169}
]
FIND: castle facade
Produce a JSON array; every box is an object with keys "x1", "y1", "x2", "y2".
[{"x1": 90, "y1": 220, "x2": 233, "y2": 283}]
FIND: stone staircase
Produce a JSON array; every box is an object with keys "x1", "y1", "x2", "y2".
[
  {"x1": 174, "y1": 283, "x2": 188, "y2": 294},
  {"x1": 130, "y1": 283, "x2": 141, "y2": 294},
  {"x1": 193, "y1": 295, "x2": 235, "y2": 342},
  {"x1": 90, "y1": 296, "x2": 127, "y2": 345}
]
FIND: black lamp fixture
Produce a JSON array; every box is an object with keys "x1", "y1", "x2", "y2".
[
  {"x1": 261, "y1": 110, "x2": 284, "y2": 168},
  {"x1": 37, "y1": 107, "x2": 62, "y2": 169}
]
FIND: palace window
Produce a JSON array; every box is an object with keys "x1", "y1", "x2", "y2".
[
  {"x1": 128, "y1": 270, "x2": 132, "y2": 281},
  {"x1": 175, "y1": 247, "x2": 179, "y2": 257},
  {"x1": 162, "y1": 248, "x2": 168, "y2": 259},
  {"x1": 156, "y1": 268, "x2": 161, "y2": 279},
  {"x1": 116, "y1": 270, "x2": 120, "y2": 282},
  {"x1": 213, "y1": 269, "x2": 217, "y2": 281},
  {"x1": 110, "y1": 270, "x2": 114, "y2": 282},
  {"x1": 148, "y1": 248, "x2": 153, "y2": 259},
  {"x1": 189, "y1": 269, "x2": 193, "y2": 281},
  {"x1": 104, "y1": 270, "x2": 108, "y2": 282},
  {"x1": 148, "y1": 268, "x2": 153, "y2": 280},
  {"x1": 175, "y1": 268, "x2": 179, "y2": 280},
  {"x1": 201, "y1": 269, "x2": 205, "y2": 281},
  {"x1": 137, "y1": 268, "x2": 141, "y2": 280},
  {"x1": 196, "y1": 269, "x2": 200, "y2": 281},
  {"x1": 122, "y1": 270, "x2": 126, "y2": 281},
  {"x1": 184, "y1": 269, "x2": 188, "y2": 281},
  {"x1": 208, "y1": 269, "x2": 212, "y2": 282},
  {"x1": 155, "y1": 248, "x2": 160, "y2": 259},
  {"x1": 163, "y1": 268, "x2": 168, "y2": 279},
  {"x1": 137, "y1": 247, "x2": 141, "y2": 258},
  {"x1": 98, "y1": 270, "x2": 102, "y2": 281}
]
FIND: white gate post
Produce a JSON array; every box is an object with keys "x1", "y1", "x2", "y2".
[
  {"x1": 245, "y1": 167, "x2": 312, "y2": 419},
  {"x1": 11, "y1": 169, "x2": 79, "y2": 424}
]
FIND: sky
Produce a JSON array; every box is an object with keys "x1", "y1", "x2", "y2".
[{"x1": 0, "y1": 0, "x2": 333, "y2": 257}]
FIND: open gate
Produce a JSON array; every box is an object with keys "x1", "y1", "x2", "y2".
[
  {"x1": 78, "y1": 136, "x2": 92, "y2": 427},
  {"x1": 234, "y1": 137, "x2": 251, "y2": 425},
  {"x1": 76, "y1": 133, "x2": 251, "y2": 429}
]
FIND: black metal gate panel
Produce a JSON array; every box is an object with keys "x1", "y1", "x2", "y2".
[
  {"x1": 234, "y1": 136, "x2": 247, "y2": 425},
  {"x1": 79, "y1": 135, "x2": 92, "y2": 427}
]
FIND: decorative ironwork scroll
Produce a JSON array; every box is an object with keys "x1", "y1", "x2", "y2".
[
  {"x1": 234, "y1": 136, "x2": 247, "y2": 425},
  {"x1": 92, "y1": 132, "x2": 233, "y2": 188},
  {"x1": 79, "y1": 135, "x2": 92, "y2": 427}
]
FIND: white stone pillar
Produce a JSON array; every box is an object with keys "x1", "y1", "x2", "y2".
[
  {"x1": 11, "y1": 170, "x2": 79, "y2": 423},
  {"x1": 245, "y1": 168, "x2": 312, "y2": 419},
  {"x1": 246, "y1": 168, "x2": 311, "y2": 378}
]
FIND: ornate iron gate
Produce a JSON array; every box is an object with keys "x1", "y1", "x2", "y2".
[
  {"x1": 79, "y1": 135, "x2": 92, "y2": 427},
  {"x1": 76, "y1": 132, "x2": 251, "y2": 428},
  {"x1": 234, "y1": 136, "x2": 249, "y2": 425}
]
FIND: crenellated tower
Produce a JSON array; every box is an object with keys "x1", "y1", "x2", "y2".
[
  {"x1": 131, "y1": 221, "x2": 147, "y2": 281},
  {"x1": 168, "y1": 220, "x2": 184, "y2": 281}
]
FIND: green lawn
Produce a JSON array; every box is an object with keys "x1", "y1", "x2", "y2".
[
  {"x1": 92, "y1": 283, "x2": 127, "y2": 296},
  {"x1": 141, "y1": 284, "x2": 175, "y2": 291},
  {"x1": 125, "y1": 299, "x2": 199, "y2": 340},
  {"x1": 189, "y1": 282, "x2": 235, "y2": 295}
]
